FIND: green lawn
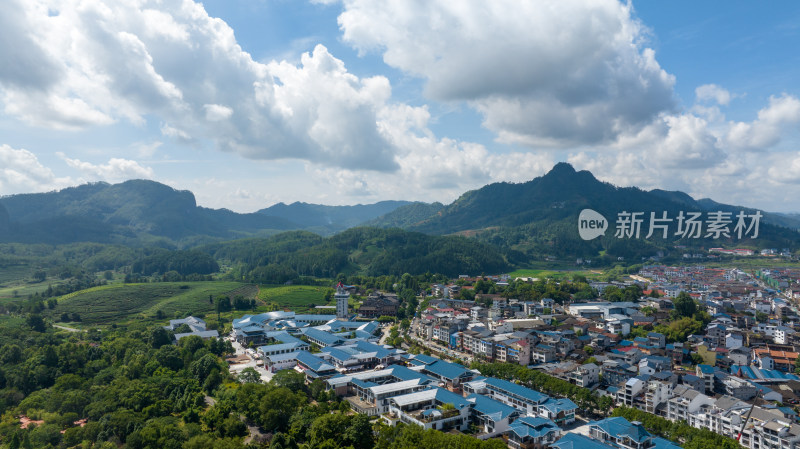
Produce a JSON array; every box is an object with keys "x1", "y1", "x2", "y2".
[
  {"x1": 257, "y1": 285, "x2": 333, "y2": 312},
  {"x1": 46, "y1": 281, "x2": 250, "y2": 325}
]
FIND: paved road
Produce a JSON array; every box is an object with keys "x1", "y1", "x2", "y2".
[{"x1": 53, "y1": 324, "x2": 83, "y2": 332}]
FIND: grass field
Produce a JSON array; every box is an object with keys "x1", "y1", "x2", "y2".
[
  {"x1": 257, "y1": 285, "x2": 333, "y2": 312},
  {"x1": 506, "y1": 269, "x2": 599, "y2": 280},
  {"x1": 46, "y1": 281, "x2": 250, "y2": 325}
]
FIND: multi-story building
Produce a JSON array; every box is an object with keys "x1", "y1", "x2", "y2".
[
  {"x1": 383, "y1": 387, "x2": 471, "y2": 432},
  {"x1": 568, "y1": 362, "x2": 600, "y2": 388}
]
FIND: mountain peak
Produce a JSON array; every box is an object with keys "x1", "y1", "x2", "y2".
[{"x1": 548, "y1": 162, "x2": 576, "y2": 175}]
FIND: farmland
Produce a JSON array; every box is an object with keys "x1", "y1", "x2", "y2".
[
  {"x1": 257, "y1": 285, "x2": 334, "y2": 312},
  {"x1": 46, "y1": 281, "x2": 250, "y2": 325},
  {"x1": 506, "y1": 269, "x2": 597, "y2": 280}
]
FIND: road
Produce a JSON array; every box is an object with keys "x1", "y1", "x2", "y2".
[
  {"x1": 379, "y1": 324, "x2": 393, "y2": 345},
  {"x1": 53, "y1": 324, "x2": 84, "y2": 332}
]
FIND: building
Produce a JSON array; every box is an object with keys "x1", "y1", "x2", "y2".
[
  {"x1": 696, "y1": 364, "x2": 715, "y2": 394},
  {"x1": 507, "y1": 417, "x2": 561, "y2": 449},
  {"x1": 335, "y1": 283, "x2": 350, "y2": 319},
  {"x1": 358, "y1": 292, "x2": 400, "y2": 318},
  {"x1": 466, "y1": 393, "x2": 521, "y2": 436},
  {"x1": 568, "y1": 362, "x2": 600, "y2": 388},
  {"x1": 586, "y1": 417, "x2": 683, "y2": 449},
  {"x1": 538, "y1": 398, "x2": 578, "y2": 426},
  {"x1": 483, "y1": 377, "x2": 550, "y2": 417},
  {"x1": 383, "y1": 387, "x2": 471, "y2": 432}
]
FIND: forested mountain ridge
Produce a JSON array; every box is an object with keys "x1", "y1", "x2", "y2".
[
  {"x1": 257, "y1": 200, "x2": 412, "y2": 234},
  {"x1": 200, "y1": 227, "x2": 511, "y2": 280},
  {"x1": 0, "y1": 180, "x2": 297, "y2": 244},
  {"x1": 1, "y1": 164, "x2": 798, "y2": 262},
  {"x1": 368, "y1": 163, "x2": 800, "y2": 260},
  {"x1": 0, "y1": 181, "x2": 413, "y2": 245}
]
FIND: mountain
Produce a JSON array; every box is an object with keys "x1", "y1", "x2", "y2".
[
  {"x1": 0, "y1": 165, "x2": 797, "y2": 263},
  {"x1": 368, "y1": 163, "x2": 800, "y2": 261},
  {"x1": 201, "y1": 227, "x2": 510, "y2": 278},
  {"x1": 257, "y1": 200, "x2": 412, "y2": 234},
  {"x1": 0, "y1": 203, "x2": 8, "y2": 232},
  {"x1": 0, "y1": 180, "x2": 296, "y2": 245},
  {"x1": 364, "y1": 202, "x2": 445, "y2": 229}
]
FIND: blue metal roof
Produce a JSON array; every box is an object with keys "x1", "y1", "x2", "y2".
[
  {"x1": 590, "y1": 417, "x2": 652, "y2": 444},
  {"x1": 423, "y1": 360, "x2": 471, "y2": 380},
  {"x1": 388, "y1": 365, "x2": 436, "y2": 383},
  {"x1": 697, "y1": 364, "x2": 714, "y2": 374},
  {"x1": 295, "y1": 351, "x2": 335, "y2": 373},
  {"x1": 303, "y1": 327, "x2": 346, "y2": 346},
  {"x1": 258, "y1": 342, "x2": 305, "y2": 353},
  {"x1": 433, "y1": 388, "x2": 471, "y2": 409},
  {"x1": 484, "y1": 377, "x2": 549, "y2": 404},
  {"x1": 652, "y1": 437, "x2": 683, "y2": 449},
  {"x1": 466, "y1": 394, "x2": 518, "y2": 422},
  {"x1": 410, "y1": 354, "x2": 439, "y2": 365},
  {"x1": 551, "y1": 433, "x2": 615, "y2": 449},
  {"x1": 508, "y1": 416, "x2": 559, "y2": 439},
  {"x1": 539, "y1": 398, "x2": 577, "y2": 415}
]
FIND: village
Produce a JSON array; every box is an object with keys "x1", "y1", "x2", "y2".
[{"x1": 163, "y1": 264, "x2": 800, "y2": 449}]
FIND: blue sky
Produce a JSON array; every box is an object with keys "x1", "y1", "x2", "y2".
[{"x1": 1, "y1": 0, "x2": 799, "y2": 213}]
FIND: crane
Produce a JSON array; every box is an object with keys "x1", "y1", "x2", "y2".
[{"x1": 735, "y1": 389, "x2": 762, "y2": 442}]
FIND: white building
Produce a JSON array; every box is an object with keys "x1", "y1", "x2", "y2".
[{"x1": 335, "y1": 284, "x2": 350, "y2": 319}]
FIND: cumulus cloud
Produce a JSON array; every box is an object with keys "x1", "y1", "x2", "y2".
[
  {"x1": 308, "y1": 102, "x2": 554, "y2": 202},
  {"x1": 333, "y1": 0, "x2": 676, "y2": 147},
  {"x1": 568, "y1": 92, "x2": 800, "y2": 212},
  {"x1": 0, "y1": 144, "x2": 72, "y2": 194},
  {"x1": 725, "y1": 94, "x2": 800, "y2": 152},
  {"x1": 57, "y1": 153, "x2": 155, "y2": 182},
  {"x1": 0, "y1": 0, "x2": 399, "y2": 170},
  {"x1": 695, "y1": 84, "x2": 732, "y2": 106}
]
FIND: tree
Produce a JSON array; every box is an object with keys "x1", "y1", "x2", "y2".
[
  {"x1": 238, "y1": 367, "x2": 262, "y2": 384},
  {"x1": 26, "y1": 314, "x2": 47, "y2": 332},
  {"x1": 271, "y1": 369, "x2": 307, "y2": 393},
  {"x1": 149, "y1": 327, "x2": 173, "y2": 349},
  {"x1": 673, "y1": 292, "x2": 697, "y2": 318}
]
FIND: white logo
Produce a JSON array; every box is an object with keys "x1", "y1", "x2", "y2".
[{"x1": 578, "y1": 209, "x2": 608, "y2": 241}]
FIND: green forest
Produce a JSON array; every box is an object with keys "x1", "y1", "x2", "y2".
[{"x1": 0, "y1": 316, "x2": 508, "y2": 449}]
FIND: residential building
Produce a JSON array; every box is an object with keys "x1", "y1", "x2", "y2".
[{"x1": 507, "y1": 417, "x2": 561, "y2": 449}]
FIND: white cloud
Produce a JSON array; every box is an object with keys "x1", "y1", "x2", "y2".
[
  {"x1": 567, "y1": 93, "x2": 800, "y2": 212},
  {"x1": 0, "y1": 144, "x2": 72, "y2": 194},
  {"x1": 57, "y1": 153, "x2": 155, "y2": 182},
  {"x1": 725, "y1": 94, "x2": 800, "y2": 152},
  {"x1": 265, "y1": 44, "x2": 398, "y2": 170},
  {"x1": 333, "y1": 0, "x2": 676, "y2": 147},
  {"x1": 695, "y1": 84, "x2": 732, "y2": 106},
  {"x1": 204, "y1": 104, "x2": 233, "y2": 121},
  {"x1": 0, "y1": 0, "x2": 401, "y2": 170}
]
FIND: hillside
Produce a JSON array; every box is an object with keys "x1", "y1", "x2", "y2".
[
  {"x1": 365, "y1": 201, "x2": 445, "y2": 228},
  {"x1": 0, "y1": 180, "x2": 297, "y2": 244},
  {"x1": 201, "y1": 227, "x2": 510, "y2": 279},
  {"x1": 368, "y1": 163, "x2": 800, "y2": 261},
  {"x1": 257, "y1": 200, "x2": 412, "y2": 234},
  {"x1": 0, "y1": 165, "x2": 797, "y2": 264}
]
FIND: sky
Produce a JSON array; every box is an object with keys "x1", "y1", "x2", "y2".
[{"x1": 1, "y1": 0, "x2": 800, "y2": 213}]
